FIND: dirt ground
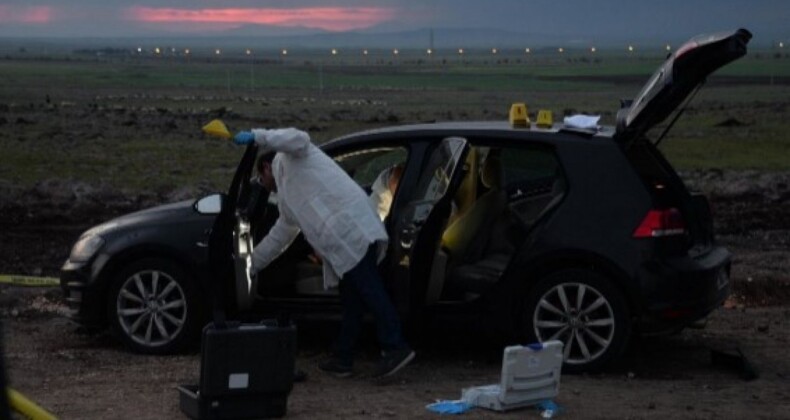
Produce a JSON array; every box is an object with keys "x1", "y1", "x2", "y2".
[
  {"x1": 2, "y1": 291, "x2": 789, "y2": 419},
  {"x1": 1, "y1": 181, "x2": 789, "y2": 419}
]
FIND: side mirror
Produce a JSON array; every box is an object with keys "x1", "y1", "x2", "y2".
[{"x1": 194, "y1": 194, "x2": 223, "y2": 215}]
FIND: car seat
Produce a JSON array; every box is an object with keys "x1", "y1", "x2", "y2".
[
  {"x1": 454, "y1": 148, "x2": 479, "y2": 216},
  {"x1": 442, "y1": 150, "x2": 510, "y2": 291}
]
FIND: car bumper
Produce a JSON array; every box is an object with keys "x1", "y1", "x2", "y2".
[
  {"x1": 637, "y1": 245, "x2": 732, "y2": 334},
  {"x1": 60, "y1": 257, "x2": 107, "y2": 328}
]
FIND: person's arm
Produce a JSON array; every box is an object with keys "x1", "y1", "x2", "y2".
[
  {"x1": 251, "y1": 128, "x2": 311, "y2": 157},
  {"x1": 250, "y1": 214, "x2": 301, "y2": 273}
]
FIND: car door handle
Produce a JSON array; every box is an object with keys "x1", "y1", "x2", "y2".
[
  {"x1": 400, "y1": 225, "x2": 416, "y2": 249},
  {"x1": 197, "y1": 228, "x2": 212, "y2": 248}
]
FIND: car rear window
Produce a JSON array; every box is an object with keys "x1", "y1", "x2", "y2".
[{"x1": 497, "y1": 146, "x2": 565, "y2": 226}]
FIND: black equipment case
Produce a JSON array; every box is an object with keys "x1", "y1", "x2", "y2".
[{"x1": 178, "y1": 320, "x2": 296, "y2": 419}]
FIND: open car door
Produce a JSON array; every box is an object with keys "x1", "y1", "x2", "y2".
[
  {"x1": 615, "y1": 28, "x2": 751, "y2": 141},
  {"x1": 387, "y1": 137, "x2": 469, "y2": 315},
  {"x1": 207, "y1": 143, "x2": 263, "y2": 317}
]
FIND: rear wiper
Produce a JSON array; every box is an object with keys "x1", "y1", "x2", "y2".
[{"x1": 654, "y1": 80, "x2": 706, "y2": 147}]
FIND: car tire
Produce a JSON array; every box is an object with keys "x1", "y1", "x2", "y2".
[
  {"x1": 521, "y1": 269, "x2": 630, "y2": 373},
  {"x1": 107, "y1": 258, "x2": 203, "y2": 354}
]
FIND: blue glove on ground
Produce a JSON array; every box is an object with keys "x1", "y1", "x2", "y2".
[
  {"x1": 234, "y1": 131, "x2": 255, "y2": 145},
  {"x1": 425, "y1": 400, "x2": 471, "y2": 415}
]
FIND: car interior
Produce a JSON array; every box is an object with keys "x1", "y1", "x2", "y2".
[{"x1": 250, "y1": 142, "x2": 567, "y2": 306}]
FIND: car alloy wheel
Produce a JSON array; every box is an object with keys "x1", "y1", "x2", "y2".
[
  {"x1": 108, "y1": 258, "x2": 203, "y2": 354},
  {"x1": 523, "y1": 269, "x2": 629, "y2": 372},
  {"x1": 533, "y1": 282, "x2": 615, "y2": 365},
  {"x1": 116, "y1": 268, "x2": 187, "y2": 348}
]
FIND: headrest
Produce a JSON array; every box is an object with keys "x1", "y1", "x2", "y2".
[{"x1": 481, "y1": 153, "x2": 502, "y2": 189}]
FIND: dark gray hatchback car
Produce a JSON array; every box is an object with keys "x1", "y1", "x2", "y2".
[{"x1": 61, "y1": 29, "x2": 751, "y2": 372}]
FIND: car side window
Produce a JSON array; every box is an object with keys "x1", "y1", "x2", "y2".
[
  {"x1": 499, "y1": 146, "x2": 566, "y2": 225},
  {"x1": 334, "y1": 147, "x2": 408, "y2": 222},
  {"x1": 334, "y1": 147, "x2": 408, "y2": 188}
]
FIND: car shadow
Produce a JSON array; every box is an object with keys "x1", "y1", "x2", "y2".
[{"x1": 292, "y1": 318, "x2": 757, "y2": 381}]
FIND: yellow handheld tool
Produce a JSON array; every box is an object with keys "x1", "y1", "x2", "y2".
[
  {"x1": 202, "y1": 119, "x2": 232, "y2": 139},
  {"x1": 7, "y1": 388, "x2": 57, "y2": 420}
]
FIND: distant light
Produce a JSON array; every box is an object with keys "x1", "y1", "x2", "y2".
[
  {"x1": 246, "y1": 49, "x2": 252, "y2": 55},
  {"x1": 331, "y1": 48, "x2": 338, "y2": 55},
  {"x1": 137, "y1": 47, "x2": 142, "y2": 53},
  {"x1": 426, "y1": 48, "x2": 433, "y2": 55},
  {"x1": 666, "y1": 44, "x2": 672, "y2": 51},
  {"x1": 780, "y1": 42, "x2": 785, "y2": 48},
  {"x1": 458, "y1": 48, "x2": 464, "y2": 55},
  {"x1": 558, "y1": 47, "x2": 564, "y2": 53},
  {"x1": 363, "y1": 49, "x2": 368, "y2": 55},
  {"x1": 491, "y1": 48, "x2": 497, "y2": 54},
  {"x1": 171, "y1": 47, "x2": 176, "y2": 54},
  {"x1": 154, "y1": 47, "x2": 161, "y2": 55},
  {"x1": 215, "y1": 49, "x2": 221, "y2": 55},
  {"x1": 393, "y1": 49, "x2": 399, "y2": 55},
  {"x1": 184, "y1": 49, "x2": 190, "y2": 55},
  {"x1": 628, "y1": 45, "x2": 634, "y2": 52},
  {"x1": 525, "y1": 48, "x2": 531, "y2": 54},
  {"x1": 590, "y1": 47, "x2": 596, "y2": 53},
  {"x1": 282, "y1": 49, "x2": 288, "y2": 55}
]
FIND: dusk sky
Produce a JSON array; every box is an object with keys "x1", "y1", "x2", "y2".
[{"x1": 0, "y1": 0, "x2": 787, "y2": 43}]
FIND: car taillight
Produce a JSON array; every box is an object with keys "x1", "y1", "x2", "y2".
[{"x1": 633, "y1": 208, "x2": 686, "y2": 238}]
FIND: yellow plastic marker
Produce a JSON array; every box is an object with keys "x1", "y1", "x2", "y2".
[
  {"x1": 536, "y1": 109, "x2": 554, "y2": 129},
  {"x1": 509, "y1": 103, "x2": 530, "y2": 128},
  {"x1": 0, "y1": 275, "x2": 59, "y2": 287},
  {"x1": 202, "y1": 119, "x2": 232, "y2": 139}
]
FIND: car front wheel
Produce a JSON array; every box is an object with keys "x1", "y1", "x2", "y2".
[
  {"x1": 522, "y1": 269, "x2": 630, "y2": 373},
  {"x1": 107, "y1": 258, "x2": 203, "y2": 354}
]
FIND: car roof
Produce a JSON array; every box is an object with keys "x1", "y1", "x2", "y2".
[{"x1": 325, "y1": 120, "x2": 616, "y2": 148}]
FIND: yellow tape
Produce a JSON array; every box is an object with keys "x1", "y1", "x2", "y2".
[{"x1": 0, "y1": 275, "x2": 59, "y2": 287}]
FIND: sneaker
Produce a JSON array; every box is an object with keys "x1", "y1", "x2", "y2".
[
  {"x1": 319, "y1": 358, "x2": 353, "y2": 378},
  {"x1": 373, "y1": 348, "x2": 415, "y2": 378}
]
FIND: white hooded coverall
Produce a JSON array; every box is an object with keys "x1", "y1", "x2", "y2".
[{"x1": 249, "y1": 128, "x2": 388, "y2": 289}]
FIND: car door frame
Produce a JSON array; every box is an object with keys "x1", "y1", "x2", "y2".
[
  {"x1": 207, "y1": 143, "x2": 259, "y2": 318},
  {"x1": 384, "y1": 136, "x2": 470, "y2": 317}
]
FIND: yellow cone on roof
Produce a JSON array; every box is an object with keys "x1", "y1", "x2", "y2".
[
  {"x1": 509, "y1": 103, "x2": 530, "y2": 128},
  {"x1": 536, "y1": 110, "x2": 554, "y2": 129},
  {"x1": 202, "y1": 119, "x2": 232, "y2": 139}
]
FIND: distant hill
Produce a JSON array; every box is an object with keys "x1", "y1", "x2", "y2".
[{"x1": 0, "y1": 25, "x2": 777, "y2": 53}]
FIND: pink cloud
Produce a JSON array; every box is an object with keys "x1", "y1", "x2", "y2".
[
  {"x1": 125, "y1": 7, "x2": 397, "y2": 32},
  {"x1": 0, "y1": 5, "x2": 53, "y2": 23}
]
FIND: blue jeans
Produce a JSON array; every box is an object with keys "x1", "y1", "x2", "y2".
[{"x1": 333, "y1": 244, "x2": 408, "y2": 365}]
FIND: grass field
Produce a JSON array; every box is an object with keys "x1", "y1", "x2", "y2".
[{"x1": 1, "y1": 53, "x2": 788, "y2": 193}]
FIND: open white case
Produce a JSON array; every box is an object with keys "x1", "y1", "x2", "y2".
[{"x1": 462, "y1": 340, "x2": 563, "y2": 411}]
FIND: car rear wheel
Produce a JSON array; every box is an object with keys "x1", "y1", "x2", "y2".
[
  {"x1": 522, "y1": 269, "x2": 630, "y2": 373},
  {"x1": 107, "y1": 258, "x2": 203, "y2": 354}
]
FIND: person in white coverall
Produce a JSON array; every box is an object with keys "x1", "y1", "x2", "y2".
[{"x1": 233, "y1": 127, "x2": 415, "y2": 378}]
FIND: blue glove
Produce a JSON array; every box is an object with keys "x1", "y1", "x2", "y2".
[
  {"x1": 234, "y1": 131, "x2": 255, "y2": 145},
  {"x1": 425, "y1": 400, "x2": 471, "y2": 415}
]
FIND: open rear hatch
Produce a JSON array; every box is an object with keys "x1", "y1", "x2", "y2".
[
  {"x1": 616, "y1": 28, "x2": 751, "y2": 254},
  {"x1": 615, "y1": 28, "x2": 752, "y2": 141}
]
